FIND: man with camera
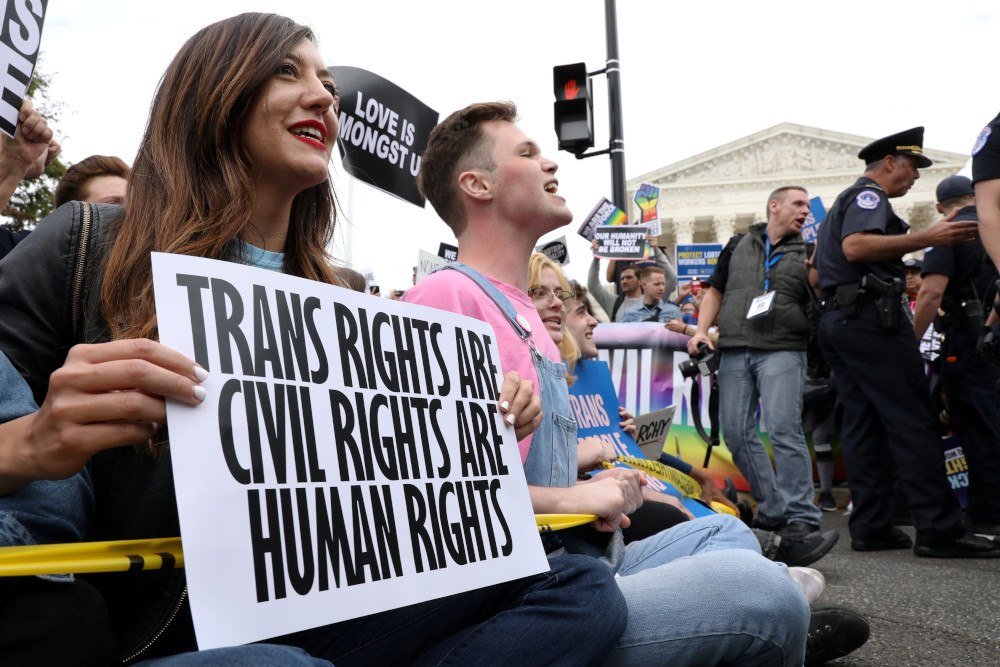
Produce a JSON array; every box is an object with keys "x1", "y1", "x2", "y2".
[
  {"x1": 688, "y1": 186, "x2": 828, "y2": 542},
  {"x1": 912, "y1": 175, "x2": 1000, "y2": 536},
  {"x1": 814, "y1": 127, "x2": 999, "y2": 558}
]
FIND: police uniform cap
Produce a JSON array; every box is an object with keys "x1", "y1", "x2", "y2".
[
  {"x1": 858, "y1": 127, "x2": 933, "y2": 168},
  {"x1": 903, "y1": 257, "x2": 923, "y2": 272},
  {"x1": 935, "y1": 174, "x2": 974, "y2": 203}
]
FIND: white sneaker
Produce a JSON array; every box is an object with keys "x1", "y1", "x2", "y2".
[{"x1": 789, "y1": 566, "x2": 826, "y2": 604}]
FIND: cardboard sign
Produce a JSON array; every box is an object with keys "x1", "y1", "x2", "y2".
[
  {"x1": 357, "y1": 267, "x2": 377, "y2": 288},
  {"x1": 675, "y1": 243, "x2": 723, "y2": 279},
  {"x1": 151, "y1": 253, "x2": 546, "y2": 649},
  {"x1": 593, "y1": 225, "x2": 648, "y2": 260},
  {"x1": 633, "y1": 183, "x2": 661, "y2": 234},
  {"x1": 0, "y1": 0, "x2": 47, "y2": 138},
  {"x1": 535, "y1": 236, "x2": 569, "y2": 265},
  {"x1": 577, "y1": 197, "x2": 627, "y2": 241},
  {"x1": 631, "y1": 406, "x2": 677, "y2": 460},
  {"x1": 332, "y1": 66, "x2": 438, "y2": 207},
  {"x1": 415, "y1": 249, "x2": 448, "y2": 283}
]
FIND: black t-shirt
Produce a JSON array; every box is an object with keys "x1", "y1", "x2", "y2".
[
  {"x1": 815, "y1": 176, "x2": 907, "y2": 295},
  {"x1": 972, "y1": 111, "x2": 1000, "y2": 184},
  {"x1": 921, "y1": 205, "x2": 999, "y2": 304},
  {"x1": 706, "y1": 235, "x2": 742, "y2": 293}
]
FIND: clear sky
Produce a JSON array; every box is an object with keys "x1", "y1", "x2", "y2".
[{"x1": 38, "y1": 1, "x2": 999, "y2": 290}]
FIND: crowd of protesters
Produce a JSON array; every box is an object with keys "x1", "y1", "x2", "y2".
[{"x1": 0, "y1": 9, "x2": 998, "y2": 665}]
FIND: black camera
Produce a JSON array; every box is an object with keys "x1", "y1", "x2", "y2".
[{"x1": 679, "y1": 343, "x2": 720, "y2": 379}]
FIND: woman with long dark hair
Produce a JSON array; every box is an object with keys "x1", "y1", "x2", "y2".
[{"x1": 0, "y1": 12, "x2": 625, "y2": 666}]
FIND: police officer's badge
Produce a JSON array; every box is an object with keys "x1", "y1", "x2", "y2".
[
  {"x1": 856, "y1": 191, "x2": 880, "y2": 210},
  {"x1": 972, "y1": 126, "x2": 992, "y2": 156}
]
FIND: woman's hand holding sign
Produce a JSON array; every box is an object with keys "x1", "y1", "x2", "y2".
[{"x1": 0, "y1": 339, "x2": 208, "y2": 493}]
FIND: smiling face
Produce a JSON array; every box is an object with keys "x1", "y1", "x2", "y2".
[
  {"x1": 243, "y1": 39, "x2": 339, "y2": 198},
  {"x1": 566, "y1": 298, "x2": 599, "y2": 358},
  {"x1": 481, "y1": 120, "x2": 573, "y2": 234},
  {"x1": 534, "y1": 266, "x2": 568, "y2": 345}
]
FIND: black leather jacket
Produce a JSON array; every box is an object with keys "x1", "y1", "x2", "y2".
[{"x1": 0, "y1": 202, "x2": 196, "y2": 662}]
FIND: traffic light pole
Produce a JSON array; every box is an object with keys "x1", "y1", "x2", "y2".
[
  {"x1": 604, "y1": 0, "x2": 626, "y2": 213},
  {"x1": 563, "y1": 0, "x2": 628, "y2": 294}
]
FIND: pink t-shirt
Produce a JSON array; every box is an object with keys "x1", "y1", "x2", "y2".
[{"x1": 403, "y1": 269, "x2": 561, "y2": 463}]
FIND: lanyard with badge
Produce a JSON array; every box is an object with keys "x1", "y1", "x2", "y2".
[{"x1": 747, "y1": 236, "x2": 782, "y2": 319}]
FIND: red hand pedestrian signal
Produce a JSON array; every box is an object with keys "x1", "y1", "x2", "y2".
[{"x1": 553, "y1": 63, "x2": 593, "y2": 154}]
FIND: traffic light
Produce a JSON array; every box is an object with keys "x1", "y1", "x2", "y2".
[{"x1": 553, "y1": 63, "x2": 594, "y2": 155}]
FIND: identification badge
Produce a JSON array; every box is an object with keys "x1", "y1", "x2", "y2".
[{"x1": 747, "y1": 291, "x2": 776, "y2": 319}]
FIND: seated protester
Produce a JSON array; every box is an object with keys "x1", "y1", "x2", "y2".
[
  {"x1": 53, "y1": 155, "x2": 130, "y2": 207},
  {"x1": 0, "y1": 16, "x2": 627, "y2": 666},
  {"x1": 533, "y1": 259, "x2": 697, "y2": 536},
  {"x1": 406, "y1": 100, "x2": 869, "y2": 666},
  {"x1": 0, "y1": 98, "x2": 58, "y2": 260},
  {"x1": 619, "y1": 266, "x2": 683, "y2": 323}
]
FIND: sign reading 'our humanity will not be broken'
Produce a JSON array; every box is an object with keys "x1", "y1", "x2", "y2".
[{"x1": 151, "y1": 253, "x2": 547, "y2": 650}]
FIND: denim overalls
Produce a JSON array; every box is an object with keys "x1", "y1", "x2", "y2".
[
  {"x1": 437, "y1": 264, "x2": 624, "y2": 565},
  {"x1": 438, "y1": 262, "x2": 579, "y2": 488}
]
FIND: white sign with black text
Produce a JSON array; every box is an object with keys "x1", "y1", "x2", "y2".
[{"x1": 151, "y1": 253, "x2": 547, "y2": 650}]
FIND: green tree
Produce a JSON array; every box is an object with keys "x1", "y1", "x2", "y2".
[{"x1": 1, "y1": 60, "x2": 68, "y2": 231}]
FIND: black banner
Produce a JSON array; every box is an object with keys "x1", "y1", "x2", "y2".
[
  {"x1": 437, "y1": 242, "x2": 458, "y2": 262},
  {"x1": 0, "y1": 0, "x2": 47, "y2": 138},
  {"x1": 332, "y1": 66, "x2": 438, "y2": 208}
]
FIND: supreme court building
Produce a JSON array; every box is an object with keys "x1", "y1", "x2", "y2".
[{"x1": 626, "y1": 123, "x2": 969, "y2": 259}]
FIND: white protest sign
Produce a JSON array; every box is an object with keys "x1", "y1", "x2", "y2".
[
  {"x1": 632, "y1": 406, "x2": 677, "y2": 460},
  {"x1": 0, "y1": 0, "x2": 47, "y2": 138},
  {"x1": 357, "y1": 266, "x2": 377, "y2": 287},
  {"x1": 416, "y1": 249, "x2": 447, "y2": 283},
  {"x1": 151, "y1": 253, "x2": 547, "y2": 650}
]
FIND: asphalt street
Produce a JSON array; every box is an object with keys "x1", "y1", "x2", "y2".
[{"x1": 807, "y1": 489, "x2": 1000, "y2": 666}]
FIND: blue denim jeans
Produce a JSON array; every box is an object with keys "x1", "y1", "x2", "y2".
[
  {"x1": 718, "y1": 347, "x2": 822, "y2": 528},
  {"x1": 272, "y1": 553, "x2": 626, "y2": 666},
  {"x1": 133, "y1": 555, "x2": 626, "y2": 665},
  {"x1": 608, "y1": 513, "x2": 809, "y2": 666},
  {"x1": 135, "y1": 645, "x2": 332, "y2": 666},
  {"x1": 435, "y1": 263, "x2": 808, "y2": 665}
]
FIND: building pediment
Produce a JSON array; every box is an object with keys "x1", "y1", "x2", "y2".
[{"x1": 630, "y1": 123, "x2": 969, "y2": 187}]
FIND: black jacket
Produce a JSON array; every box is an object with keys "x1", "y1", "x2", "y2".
[{"x1": 0, "y1": 202, "x2": 196, "y2": 662}]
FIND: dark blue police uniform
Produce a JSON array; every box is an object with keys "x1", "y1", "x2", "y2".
[
  {"x1": 815, "y1": 176, "x2": 966, "y2": 549},
  {"x1": 971, "y1": 111, "x2": 1000, "y2": 186},
  {"x1": 922, "y1": 205, "x2": 1000, "y2": 528}
]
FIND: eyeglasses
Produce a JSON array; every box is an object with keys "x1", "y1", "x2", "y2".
[{"x1": 528, "y1": 286, "x2": 574, "y2": 308}]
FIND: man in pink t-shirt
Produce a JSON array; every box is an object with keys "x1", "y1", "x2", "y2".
[{"x1": 405, "y1": 270, "x2": 559, "y2": 463}]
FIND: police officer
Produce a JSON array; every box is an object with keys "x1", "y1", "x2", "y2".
[
  {"x1": 913, "y1": 175, "x2": 1000, "y2": 535},
  {"x1": 972, "y1": 111, "x2": 1000, "y2": 270},
  {"x1": 814, "y1": 127, "x2": 1000, "y2": 557}
]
